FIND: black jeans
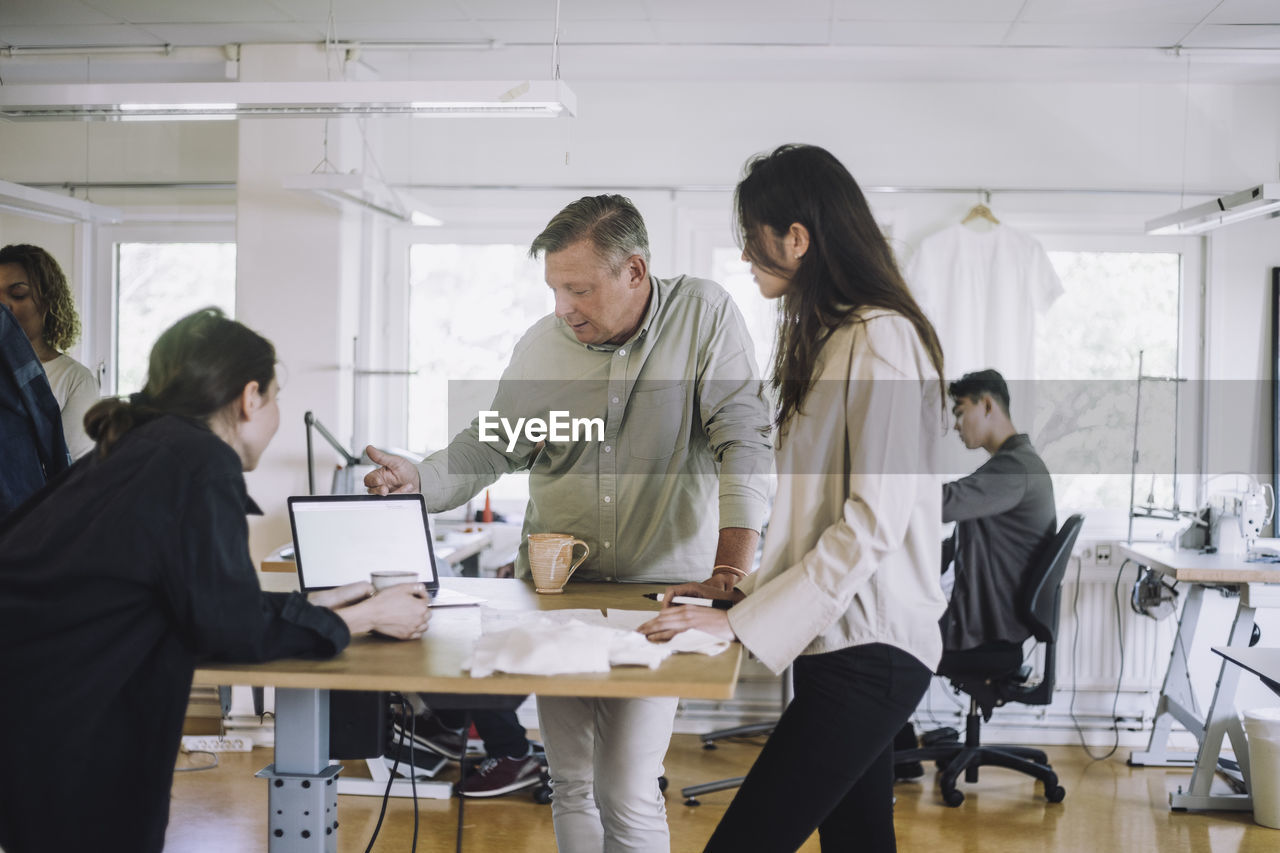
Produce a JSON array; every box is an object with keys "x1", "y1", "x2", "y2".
[{"x1": 705, "y1": 643, "x2": 932, "y2": 853}]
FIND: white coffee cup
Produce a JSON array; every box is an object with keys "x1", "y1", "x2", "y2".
[{"x1": 371, "y1": 570, "x2": 419, "y2": 592}]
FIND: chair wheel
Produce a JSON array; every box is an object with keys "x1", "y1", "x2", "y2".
[
  {"x1": 1045, "y1": 785, "x2": 1066, "y2": 803},
  {"x1": 532, "y1": 784, "x2": 553, "y2": 805},
  {"x1": 942, "y1": 788, "x2": 965, "y2": 808},
  {"x1": 684, "y1": 797, "x2": 701, "y2": 807},
  {"x1": 658, "y1": 776, "x2": 668, "y2": 792},
  {"x1": 702, "y1": 742, "x2": 717, "y2": 750}
]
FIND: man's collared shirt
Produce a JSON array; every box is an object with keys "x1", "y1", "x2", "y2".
[{"x1": 417, "y1": 274, "x2": 773, "y2": 583}]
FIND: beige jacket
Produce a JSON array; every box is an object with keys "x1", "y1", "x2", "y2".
[{"x1": 728, "y1": 310, "x2": 948, "y2": 675}]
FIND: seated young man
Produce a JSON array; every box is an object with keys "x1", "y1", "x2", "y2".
[{"x1": 896, "y1": 369, "x2": 1057, "y2": 773}]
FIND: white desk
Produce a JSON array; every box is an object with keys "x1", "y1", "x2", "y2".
[
  {"x1": 1121, "y1": 543, "x2": 1280, "y2": 811},
  {"x1": 432, "y1": 525, "x2": 492, "y2": 574}
]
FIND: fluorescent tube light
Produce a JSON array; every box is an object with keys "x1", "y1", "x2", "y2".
[
  {"x1": 283, "y1": 172, "x2": 442, "y2": 226},
  {"x1": 1146, "y1": 183, "x2": 1280, "y2": 235},
  {"x1": 117, "y1": 102, "x2": 237, "y2": 121},
  {"x1": 0, "y1": 80, "x2": 576, "y2": 121},
  {"x1": 0, "y1": 179, "x2": 123, "y2": 224}
]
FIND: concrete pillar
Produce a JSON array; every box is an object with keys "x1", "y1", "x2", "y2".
[{"x1": 236, "y1": 44, "x2": 362, "y2": 562}]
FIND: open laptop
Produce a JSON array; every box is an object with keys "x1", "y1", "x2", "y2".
[{"x1": 287, "y1": 494, "x2": 482, "y2": 607}]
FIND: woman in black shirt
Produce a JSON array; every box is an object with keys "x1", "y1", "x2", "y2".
[{"x1": 0, "y1": 308, "x2": 430, "y2": 853}]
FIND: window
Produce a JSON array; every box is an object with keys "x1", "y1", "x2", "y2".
[
  {"x1": 710, "y1": 248, "x2": 777, "y2": 379},
  {"x1": 1033, "y1": 244, "x2": 1192, "y2": 532},
  {"x1": 406, "y1": 243, "x2": 550, "y2": 505},
  {"x1": 91, "y1": 221, "x2": 237, "y2": 397},
  {"x1": 115, "y1": 242, "x2": 236, "y2": 394}
]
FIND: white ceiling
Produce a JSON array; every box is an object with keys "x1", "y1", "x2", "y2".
[{"x1": 2, "y1": 0, "x2": 1279, "y2": 83}]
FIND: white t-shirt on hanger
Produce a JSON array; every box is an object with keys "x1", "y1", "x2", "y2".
[{"x1": 906, "y1": 223, "x2": 1063, "y2": 382}]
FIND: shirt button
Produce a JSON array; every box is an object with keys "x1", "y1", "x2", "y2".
[
  {"x1": 604, "y1": 445, "x2": 612, "y2": 453},
  {"x1": 603, "y1": 495, "x2": 611, "y2": 503},
  {"x1": 618, "y1": 348, "x2": 626, "y2": 356},
  {"x1": 604, "y1": 541, "x2": 612, "y2": 549},
  {"x1": 611, "y1": 396, "x2": 620, "y2": 404}
]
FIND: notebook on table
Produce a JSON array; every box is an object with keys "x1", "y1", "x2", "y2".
[{"x1": 286, "y1": 494, "x2": 483, "y2": 607}]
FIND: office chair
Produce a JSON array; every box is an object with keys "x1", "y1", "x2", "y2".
[
  {"x1": 680, "y1": 669, "x2": 791, "y2": 805},
  {"x1": 895, "y1": 513, "x2": 1084, "y2": 807}
]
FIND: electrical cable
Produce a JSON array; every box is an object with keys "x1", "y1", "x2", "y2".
[
  {"x1": 1068, "y1": 554, "x2": 1086, "y2": 745},
  {"x1": 174, "y1": 750, "x2": 219, "y2": 772},
  {"x1": 1069, "y1": 555, "x2": 1126, "y2": 760},
  {"x1": 455, "y1": 711, "x2": 472, "y2": 853},
  {"x1": 364, "y1": 694, "x2": 406, "y2": 853},
  {"x1": 1098, "y1": 559, "x2": 1130, "y2": 761},
  {"x1": 401, "y1": 694, "x2": 419, "y2": 853}
]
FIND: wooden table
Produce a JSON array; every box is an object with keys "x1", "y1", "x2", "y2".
[
  {"x1": 194, "y1": 577, "x2": 742, "y2": 853},
  {"x1": 1120, "y1": 544, "x2": 1280, "y2": 812}
]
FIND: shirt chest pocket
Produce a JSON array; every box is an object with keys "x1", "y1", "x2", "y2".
[{"x1": 625, "y1": 384, "x2": 690, "y2": 460}]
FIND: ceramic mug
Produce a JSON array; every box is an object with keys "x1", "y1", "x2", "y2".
[{"x1": 527, "y1": 533, "x2": 590, "y2": 594}]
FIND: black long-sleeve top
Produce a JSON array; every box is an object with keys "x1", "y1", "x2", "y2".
[
  {"x1": 0, "y1": 415, "x2": 349, "y2": 853},
  {"x1": 939, "y1": 433, "x2": 1057, "y2": 651}
]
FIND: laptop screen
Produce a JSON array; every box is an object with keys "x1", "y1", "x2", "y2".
[{"x1": 287, "y1": 494, "x2": 440, "y2": 592}]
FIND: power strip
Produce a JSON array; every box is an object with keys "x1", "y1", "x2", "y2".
[{"x1": 181, "y1": 734, "x2": 254, "y2": 753}]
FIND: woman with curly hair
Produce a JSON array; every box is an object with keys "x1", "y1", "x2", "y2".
[{"x1": 0, "y1": 243, "x2": 100, "y2": 458}]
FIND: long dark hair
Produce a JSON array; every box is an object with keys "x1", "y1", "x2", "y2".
[
  {"x1": 734, "y1": 144, "x2": 945, "y2": 436},
  {"x1": 85, "y1": 308, "x2": 276, "y2": 457}
]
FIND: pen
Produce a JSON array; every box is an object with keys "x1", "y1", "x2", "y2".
[{"x1": 643, "y1": 592, "x2": 734, "y2": 610}]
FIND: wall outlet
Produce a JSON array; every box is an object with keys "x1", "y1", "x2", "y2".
[{"x1": 1096, "y1": 543, "x2": 1112, "y2": 566}]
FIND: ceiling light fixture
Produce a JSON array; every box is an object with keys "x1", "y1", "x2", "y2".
[
  {"x1": 1146, "y1": 183, "x2": 1280, "y2": 235},
  {"x1": 0, "y1": 80, "x2": 576, "y2": 121},
  {"x1": 282, "y1": 173, "x2": 441, "y2": 226},
  {"x1": 0, "y1": 179, "x2": 123, "y2": 224}
]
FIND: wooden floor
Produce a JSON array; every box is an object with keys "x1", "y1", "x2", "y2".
[{"x1": 166, "y1": 732, "x2": 1280, "y2": 852}]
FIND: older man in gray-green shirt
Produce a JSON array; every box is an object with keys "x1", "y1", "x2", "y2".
[{"x1": 365, "y1": 194, "x2": 772, "y2": 853}]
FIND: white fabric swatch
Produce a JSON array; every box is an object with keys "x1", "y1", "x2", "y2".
[{"x1": 465, "y1": 607, "x2": 728, "y2": 677}]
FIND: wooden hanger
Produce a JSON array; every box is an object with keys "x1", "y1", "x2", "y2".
[
  {"x1": 962, "y1": 191, "x2": 1000, "y2": 226},
  {"x1": 961, "y1": 203, "x2": 1000, "y2": 226}
]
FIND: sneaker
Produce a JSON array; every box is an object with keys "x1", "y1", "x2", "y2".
[
  {"x1": 455, "y1": 753, "x2": 545, "y2": 798},
  {"x1": 384, "y1": 740, "x2": 448, "y2": 779},
  {"x1": 391, "y1": 713, "x2": 469, "y2": 761}
]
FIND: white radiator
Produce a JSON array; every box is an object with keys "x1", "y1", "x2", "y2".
[{"x1": 1056, "y1": 564, "x2": 1174, "y2": 694}]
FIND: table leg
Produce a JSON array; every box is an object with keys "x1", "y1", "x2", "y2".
[
  {"x1": 254, "y1": 688, "x2": 341, "y2": 852},
  {"x1": 1130, "y1": 583, "x2": 1205, "y2": 768},
  {"x1": 1170, "y1": 600, "x2": 1256, "y2": 811}
]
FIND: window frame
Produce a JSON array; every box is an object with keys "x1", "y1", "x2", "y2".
[
  {"x1": 91, "y1": 219, "x2": 236, "y2": 397},
  {"x1": 384, "y1": 224, "x2": 549, "y2": 451},
  {"x1": 1034, "y1": 231, "x2": 1204, "y2": 539}
]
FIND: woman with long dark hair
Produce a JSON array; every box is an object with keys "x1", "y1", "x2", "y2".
[
  {"x1": 0, "y1": 308, "x2": 431, "y2": 853},
  {"x1": 641, "y1": 144, "x2": 948, "y2": 852}
]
